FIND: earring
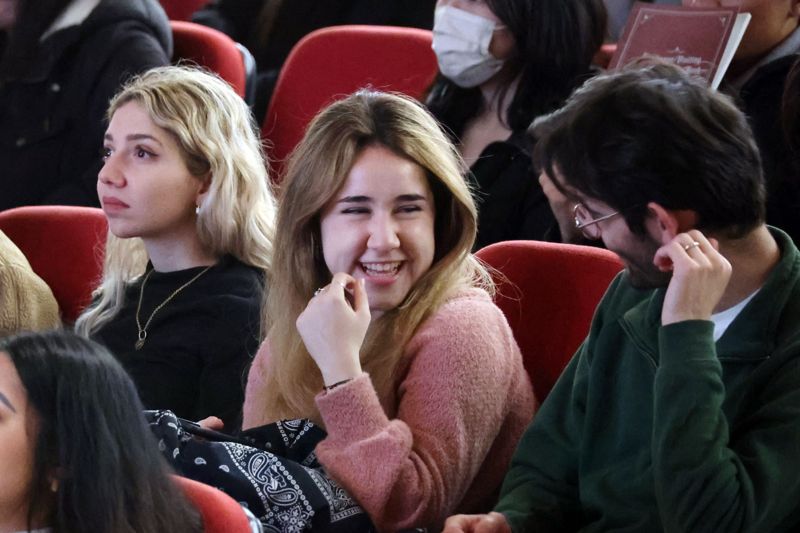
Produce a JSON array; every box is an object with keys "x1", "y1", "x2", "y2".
[{"x1": 195, "y1": 204, "x2": 200, "y2": 215}]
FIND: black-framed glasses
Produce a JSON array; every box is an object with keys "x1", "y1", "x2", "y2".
[{"x1": 573, "y1": 203, "x2": 621, "y2": 240}]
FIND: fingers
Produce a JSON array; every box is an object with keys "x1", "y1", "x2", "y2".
[
  {"x1": 313, "y1": 274, "x2": 371, "y2": 318},
  {"x1": 441, "y1": 513, "x2": 510, "y2": 533},
  {"x1": 313, "y1": 273, "x2": 355, "y2": 306},
  {"x1": 653, "y1": 230, "x2": 717, "y2": 271},
  {"x1": 479, "y1": 512, "x2": 512, "y2": 533},
  {"x1": 352, "y1": 277, "x2": 370, "y2": 319},
  {"x1": 197, "y1": 416, "x2": 224, "y2": 431},
  {"x1": 441, "y1": 514, "x2": 478, "y2": 533},
  {"x1": 329, "y1": 272, "x2": 358, "y2": 309},
  {"x1": 298, "y1": 273, "x2": 369, "y2": 385},
  {"x1": 657, "y1": 230, "x2": 732, "y2": 325}
]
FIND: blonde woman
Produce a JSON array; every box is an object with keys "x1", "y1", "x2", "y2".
[
  {"x1": 241, "y1": 90, "x2": 534, "y2": 531},
  {"x1": 76, "y1": 66, "x2": 276, "y2": 430}
]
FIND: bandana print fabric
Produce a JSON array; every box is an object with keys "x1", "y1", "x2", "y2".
[{"x1": 146, "y1": 410, "x2": 374, "y2": 532}]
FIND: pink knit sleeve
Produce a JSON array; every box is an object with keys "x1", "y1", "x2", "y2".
[
  {"x1": 242, "y1": 339, "x2": 271, "y2": 429},
  {"x1": 314, "y1": 290, "x2": 529, "y2": 531}
]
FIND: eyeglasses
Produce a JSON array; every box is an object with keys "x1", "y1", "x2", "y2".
[{"x1": 573, "y1": 203, "x2": 621, "y2": 240}]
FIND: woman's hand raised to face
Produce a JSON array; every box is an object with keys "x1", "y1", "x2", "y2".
[{"x1": 296, "y1": 273, "x2": 371, "y2": 386}]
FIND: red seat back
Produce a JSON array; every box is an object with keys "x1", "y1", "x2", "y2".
[
  {"x1": 159, "y1": 0, "x2": 209, "y2": 21},
  {"x1": 262, "y1": 25, "x2": 439, "y2": 181},
  {"x1": 170, "y1": 20, "x2": 247, "y2": 98},
  {"x1": 174, "y1": 476, "x2": 253, "y2": 533},
  {"x1": 476, "y1": 240, "x2": 623, "y2": 401},
  {"x1": 0, "y1": 206, "x2": 107, "y2": 324}
]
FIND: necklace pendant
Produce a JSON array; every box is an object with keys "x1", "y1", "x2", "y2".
[
  {"x1": 133, "y1": 264, "x2": 212, "y2": 353},
  {"x1": 135, "y1": 331, "x2": 146, "y2": 350}
]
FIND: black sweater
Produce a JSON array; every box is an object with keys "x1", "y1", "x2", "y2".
[
  {"x1": 93, "y1": 256, "x2": 263, "y2": 431},
  {"x1": 469, "y1": 131, "x2": 560, "y2": 251}
]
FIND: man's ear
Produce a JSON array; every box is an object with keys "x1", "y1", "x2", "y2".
[
  {"x1": 645, "y1": 202, "x2": 679, "y2": 245},
  {"x1": 644, "y1": 202, "x2": 698, "y2": 244}
]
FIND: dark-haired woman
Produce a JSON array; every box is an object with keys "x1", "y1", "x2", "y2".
[
  {"x1": 0, "y1": 330, "x2": 201, "y2": 533},
  {"x1": 426, "y1": 0, "x2": 606, "y2": 249}
]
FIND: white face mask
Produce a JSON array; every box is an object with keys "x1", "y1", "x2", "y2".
[{"x1": 432, "y1": 5, "x2": 506, "y2": 88}]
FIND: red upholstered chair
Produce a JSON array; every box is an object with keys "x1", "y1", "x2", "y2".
[
  {"x1": 262, "y1": 25, "x2": 439, "y2": 181},
  {"x1": 476, "y1": 240, "x2": 623, "y2": 402},
  {"x1": 0, "y1": 205, "x2": 107, "y2": 324},
  {"x1": 174, "y1": 476, "x2": 255, "y2": 533},
  {"x1": 170, "y1": 20, "x2": 248, "y2": 99},
  {"x1": 159, "y1": 0, "x2": 209, "y2": 21}
]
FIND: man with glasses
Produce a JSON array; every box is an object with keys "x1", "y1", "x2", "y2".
[{"x1": 444, "y1": 62, "x2": 800, "y2": 532}]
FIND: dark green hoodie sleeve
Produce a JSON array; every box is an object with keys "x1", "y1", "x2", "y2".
[
  {"x1": 495, "y1": 346, "x2": 588, "y2": 532},
  {"x1": 654, "y1": 320, "x2": 800, "y2": 532}
]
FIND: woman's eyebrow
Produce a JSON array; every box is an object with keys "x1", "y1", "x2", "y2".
[
  {"x1": 337, "y1": 195, "x2": 371, "y2": 204},
  {"x1": 395, "y1": 194, "x2": 427, "y2": 202},
  {"x1": 0, "y1": 391, "x2": 16, "y2": 413}
]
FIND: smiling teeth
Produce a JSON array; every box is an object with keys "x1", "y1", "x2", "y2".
[{"x1": 361, "y1": 262, "x2": 401, "y2": 275}]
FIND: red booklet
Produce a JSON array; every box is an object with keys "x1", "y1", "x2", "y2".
[{"x1": 609, "y1": 2, "x2": 751, "y2": 89}]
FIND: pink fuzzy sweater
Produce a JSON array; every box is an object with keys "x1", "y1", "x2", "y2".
[{"x1": 242, "y1": 288, "x2": 535, "y2": 531}]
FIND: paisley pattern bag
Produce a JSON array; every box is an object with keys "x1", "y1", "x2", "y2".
[{"x1": 146, "y1": 410, "x2": 375, "y2": 532}]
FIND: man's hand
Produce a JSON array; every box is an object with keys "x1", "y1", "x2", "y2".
[
  {"x1": 442, "y1": 512, "x2": 511, "y2": 533},
  {"x1": 653, "y1": 230, "x2": 732, "y2": 325},
  {"x1": 539, "y1": 171, "x2": 584, "y2": 243}
]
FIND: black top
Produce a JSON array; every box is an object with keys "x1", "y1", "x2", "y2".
[
  {"x1": 93, "y1": 256, "x2": 263, "y2": 430},
  {"x1": 736, "y1": 53, "x2": 800, "y2": 244},
  {"x1": 470, "y1": 131, "x2": 560, "y2": 251}
]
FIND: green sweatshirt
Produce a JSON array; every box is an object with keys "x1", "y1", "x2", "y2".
[{"x1": 496, "y1": 228, "x2": 800, "y2": 532}]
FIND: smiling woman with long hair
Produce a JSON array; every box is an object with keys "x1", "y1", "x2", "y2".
[
  {"x1": 242, "y1": 89, "x2": 534, "y2": 531},
  {"x1": 0, "y1": 330, "x2": 201, "y2": 533}
]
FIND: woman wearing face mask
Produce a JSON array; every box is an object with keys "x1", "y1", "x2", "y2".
[
  {"x1": 241, "y1": 90, "x2": 535, "y2": 531},
  {"x1": 427, "y1": 0, "x2": 607, "y2": 250}
]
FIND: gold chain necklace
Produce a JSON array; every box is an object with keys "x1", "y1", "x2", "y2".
[{"x1": 134, "y1": 265, "x2": 213, "y2": 350}]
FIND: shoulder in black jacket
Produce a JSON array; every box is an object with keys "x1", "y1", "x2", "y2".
[{"x1": 0, "y1": 0, "x2": 172, "y2": 209}]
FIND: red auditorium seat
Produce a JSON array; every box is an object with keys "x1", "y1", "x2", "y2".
[
  {"x1": 262, "y1": 25, "x2": 439, "y2": 182},
  {"x1": 174, "y1": 476, "x2": 254, "y2": 533},
  {"x1": 170, "y1": 20, "x2": 248, "y2": 99},
  {"x1": 0, "y1": 205, "x2": 107, "y2": 324},
  {"x1": 476, "y1": 240, "x2": 623, "y2": 402}
]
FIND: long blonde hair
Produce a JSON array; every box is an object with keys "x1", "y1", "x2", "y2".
[
  {"x1": 76, "y1": 66, "x2": 276, "y2": 336},
  {"x1": 261, "y1": 90, "x2": 491, "y2": 423}
]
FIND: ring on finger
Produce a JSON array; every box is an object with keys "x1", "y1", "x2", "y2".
[{"x1": 683, "y1": 241, "x2": 701, "y2": 252}]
